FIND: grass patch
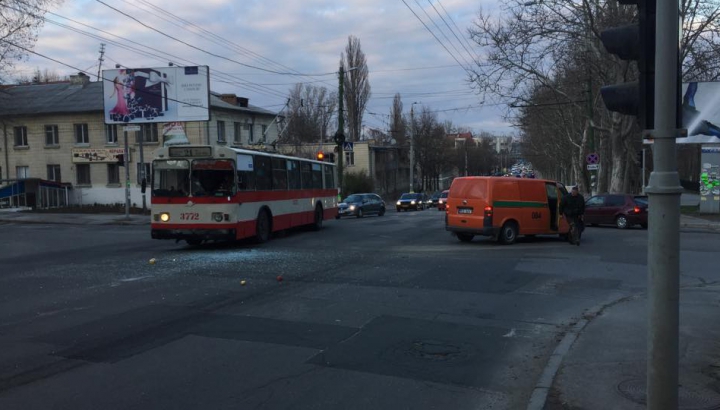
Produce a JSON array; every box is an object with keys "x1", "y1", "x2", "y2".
[{"x1": 681, "y1": 205, "x2": 699, "y2": 215}]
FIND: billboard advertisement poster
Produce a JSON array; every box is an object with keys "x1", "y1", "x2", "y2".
[
  {"x1": 72, "y1": 148, "x2": 126, "y2": 163},
  {"x1": 679, "y1": 82, "x2": 720, "y2": 144},
  {"x1": 162, "y1": 122, "x2": 190, "y2": 146},
  {"x1": 102, "y1": 66, "x2": 209, "y2": 124}
]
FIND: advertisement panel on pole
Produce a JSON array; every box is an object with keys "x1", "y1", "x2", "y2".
[
  {"x1": 679, "y1": 82, "x2": 720, "y2": 144},
  {"x1": 102, "y1": 66, "x2": 210, "y2": 124}
]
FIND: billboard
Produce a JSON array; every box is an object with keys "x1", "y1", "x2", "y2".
[
  {"x1": 679, "y1": 82, "x2": 720, "y2": 144},
  {"x1": 72, "y1": 148, "x2": 127, "y2": 163},
  {"x1": 102, "y1": 66, "x2": 209, "y2": 125}
]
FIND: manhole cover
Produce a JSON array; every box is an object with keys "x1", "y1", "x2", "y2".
[
  {"x1": 617, "y1": 379, "x2": 720, "y2": 410},
  {"x1": 391, "y1": 339, "x2": 471, "y2": 363}
]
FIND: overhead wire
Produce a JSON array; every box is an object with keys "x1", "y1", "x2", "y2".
[
  {"x1": 399, "y1": 0, "x2": 470, "y2": 75},
  {"x1": 4, "y1": 1, "x2": 289, "y2": 101},
  {"x1": 95, "y1": 0, "x2": 335, "y2": 77},
  {"x1": 413, "y1": 0, "x2": 473, "y2": 69},
  {"x1": 427, "y1": 0, "x2": 477, "y2": 65}
]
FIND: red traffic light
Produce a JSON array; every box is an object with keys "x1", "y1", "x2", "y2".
[{"x1": 317, "y1": 152, "x2": 325, "y2": 161}]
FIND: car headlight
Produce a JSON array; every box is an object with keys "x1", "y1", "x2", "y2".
[
  {"x1": 160, "y1": 212, "x2": 170, "y2": 222},
  {"x1": 349, "y1": 205, "x2": 356, "y2": 211},
  {"x1": 212, "y1": 212, "x2": 224, "y2": 222},
  {"x1": 396, "y1": 201, "x2": 401, "y2": 205},
  {"x1": 411, "y1": 200, "x2": 416, "y2": 204}
]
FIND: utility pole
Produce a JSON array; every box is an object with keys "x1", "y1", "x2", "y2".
[
  {"x1": 409, "y1": 103, "x2": 416, "y2": 193},
  {"x1": 336, "y1": 65, "x2": 345, "y2": 198},
  {"x1": 587, "y1": 71, "x2": 597, "y2": 196},
  {"x1": 124, "y1": 129, "x2": 130, "y2": 219},
  {"x1": 646, "y1": 0, "x2": 682, "y2": 408},
  {"x1": 138, "y1": 129, "x2": 147, "y2": 212},
  {"x1": 97, "y1": 43, "x2": 105, "y2": 81}
]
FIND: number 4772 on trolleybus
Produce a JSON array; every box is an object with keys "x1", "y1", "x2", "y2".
[{"x1": 150, "y1": 145, "x2": 338, "y2": 245}]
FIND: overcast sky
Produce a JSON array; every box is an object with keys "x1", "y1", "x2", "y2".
[{"x1": 19, "y1": 0, "x2": 513, "y2": 135}]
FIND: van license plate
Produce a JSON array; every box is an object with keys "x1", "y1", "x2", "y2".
[{"x1": 458, "y1": 208, "x2": 473, "y2": 214}]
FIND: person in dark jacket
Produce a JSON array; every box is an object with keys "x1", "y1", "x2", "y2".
[{"x1": 560, "y1": 186, "x2": 585, "y2": 245}]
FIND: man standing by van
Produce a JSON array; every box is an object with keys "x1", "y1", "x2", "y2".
[{"x1": 560, "y1": 186, "x2": 585, "y2": 245}]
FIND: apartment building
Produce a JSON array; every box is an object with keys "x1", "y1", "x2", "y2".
[{"x1": 0, "y1": 73, "x2": 280, "y2": 206}]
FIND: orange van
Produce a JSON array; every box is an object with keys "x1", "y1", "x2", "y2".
[{"x1": 445, "y1": 177, "x2": 570, "y2": 244}]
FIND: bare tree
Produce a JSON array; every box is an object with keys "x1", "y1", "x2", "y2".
[
  {"x1": 389, "y1": 93, "x2": 407, "y2": 147},
  {"x1": 469, "y1": 0, "x2": 720, "y2": 194},
  {"x1": 281, "y1": 83, "x2": 337, "y2": 146},
  {"x1": 340, "y1": 35, "x2": 371, "y2": 142},
  {"x1": 412, "y1": 106, "x2": 455, "y2": 191},
  {"x1": 16, "y1": 67, "x2": 65, "y2": 84},
  {"x1": 1, "y1": 0, "x2": 62, "y2": 83}
]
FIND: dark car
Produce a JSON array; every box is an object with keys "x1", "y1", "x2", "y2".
[
  {"x1": 437, "y1": 190, "x2": 449, "y2": 211},
  {"x1": 337, "y1": 193, "x2": 386, "y2": 218},
  {"x1": 396, "y1": 193, "x2": 425, "y2": 211},
  {"x1": 584, "y1": 194, "x2": 648, "y2": 229},
  {"x1": 428, "y1": 192, "x2": 441, "y2": 208}
]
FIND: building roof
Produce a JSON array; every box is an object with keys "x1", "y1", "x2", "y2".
[{"x1": 0, "y1": 80, "x2": 278, "y2": 118}]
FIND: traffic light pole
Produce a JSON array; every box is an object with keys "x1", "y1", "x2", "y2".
[{"x1": 646, "y1": 0, "x2": 683, "y2": 407}]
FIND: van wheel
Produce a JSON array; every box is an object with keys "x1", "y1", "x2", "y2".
[
  {"x1": 312, "y1": 205, "x2": 323, "y2": 231},
  {"x1": 456, "y1": 233, "x2": 474, "y2": 242},
  {"x1": 255, "y1": 210, "x2": 271, "y2": 243},
  {"x1": 499, "y1": 222, "x2": 518, "y2": 245}
]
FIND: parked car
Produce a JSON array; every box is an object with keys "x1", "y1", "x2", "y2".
[
  {"x1": 337, "y1": 193, "x2": 386, "y2": 218},
  {"x1": 584, "y1": 194, "x2": 648, "y2": 229},
  {"x1": 437, "y1": 190, "x2": 449, "y2": 211},
  {"x1": 396, "y1": 193, "x2": 426, "y2": 211}
]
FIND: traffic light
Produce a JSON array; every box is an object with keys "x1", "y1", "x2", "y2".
[
  {"x1": 117, "y1": 153, "x2": 125, "y2": 166},
  {"x1": 599, "y1": 0, "x2": 655, "y2": 130},
  {"x1": 316, "y1": 151, "x2": 325, "y2": 161}
]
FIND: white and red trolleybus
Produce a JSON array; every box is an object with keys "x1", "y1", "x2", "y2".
[{"x1": 150, "y1": 145, "x2": 338, "y2": 245}]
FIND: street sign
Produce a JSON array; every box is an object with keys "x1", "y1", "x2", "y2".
[
  {"x1": 586, "y1": 153, "x2": 599, "y2": 164},
  {"x1": 343, "y1": 142, "x2": 354, "y2": 152},
  {"x1": 587, "y1": 164, "x2": 600, "y2": 171},
  {"x1": 123, "y1": 125, "x2": 141, "y2": 132}
]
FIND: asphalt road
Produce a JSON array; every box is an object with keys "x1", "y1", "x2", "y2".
[{"x1": 0, "y1": 209, "x2": 715, "y2": 410}]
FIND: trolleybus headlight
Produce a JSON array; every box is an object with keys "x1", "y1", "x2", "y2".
[
  {"x1": 160, "y1": 213, "x2": 170, "y2": 222},
  {"x1": 212, "y1": 212, "x2": 224, "y2": 222}
]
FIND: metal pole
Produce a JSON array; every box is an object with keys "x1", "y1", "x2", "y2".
[
  {"x1": 124, "y1": 130, "x2": 130, "y2": 219},
  {"x1": 139, "y1": 129, "x2": 146, "y2": 212},
  {"x1": 646, "y1": 0, "x2": 682, "y2": 407},
  {"x1": 642, "y1": 148, "x2": 646, "y2": 194},
  {"x1": 410, "y1": 105, "x2": 415, "y2": 193},
  {"x1": 337, "y1": 65, "x2": 345, "y2": 197}
]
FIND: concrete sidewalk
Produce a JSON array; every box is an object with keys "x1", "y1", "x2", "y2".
[
  {"x1": 545, "y1": 283, "x2": 720, "y2": 409},
  {"x1": 0, "y1": 209, "x2": 148, "y2": 225},
  {"x1": 681, "y1": 214, "x2": 720, "y2": 232}
]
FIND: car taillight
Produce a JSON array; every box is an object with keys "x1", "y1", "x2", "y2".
[
  {"x1": 484, "y1": 206, "x2": 493, "y2": 217},
  {"x1": 633, "y1": 206, "x2": 641, "y2": 214}
]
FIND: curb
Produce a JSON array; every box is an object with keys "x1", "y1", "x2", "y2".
[
  {"x1": 0, "y1": 218, "x2": 148, "y2": 226},
  {"x1": 525, "y1": 294, "x2": 639, "y2": 410}
]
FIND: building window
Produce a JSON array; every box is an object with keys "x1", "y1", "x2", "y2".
[
  {"x1": 345, "y1": 151, "x2": 355, "y2": 167},
  {"x1": 245, "y1": 122, "x2": 254, "y2": 142},
  {"x1": 217, "y1": 120, "x2": 226, "y2": 143},
  {"x1": 45, "y1": 125, "x2": 59, "y2": 146},
  {"x1": 138, "y1": 124, "x2": 158, "y2": 143},
  {"x1": 76, "y1": 164, "x2": 91, "y2": 185},
  {"x1": 14, "y1": 126, "x2": 28, "y2": 147},
  {"x1": 105, "y1": 124, "x2": 118, "y2": 144},
  {"x1": 16, "y1": 166, "x2": 29, "y2": 179},
  {"x1": 234, "y1": 122, "x2": 242, "y2": 144},
  {"x1": 47, "y1": 165, "x2": 61, "y2": 182},
  {"x1": 261, "y1": 124, "x2": 267, "y2": 139},
  {"x1": 136, "y1": 163, "x2": 151, "y2": 184},
  {"x1": 107, "y1": 164, "x2": 120, "y2": 185},
  {"x1": 74, "y1": 123, "x2": 89, "y2": 144}
]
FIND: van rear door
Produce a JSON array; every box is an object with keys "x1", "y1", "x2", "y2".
[{"x1": 447, "y1": 178, "x2": 490, "y2": 231}]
